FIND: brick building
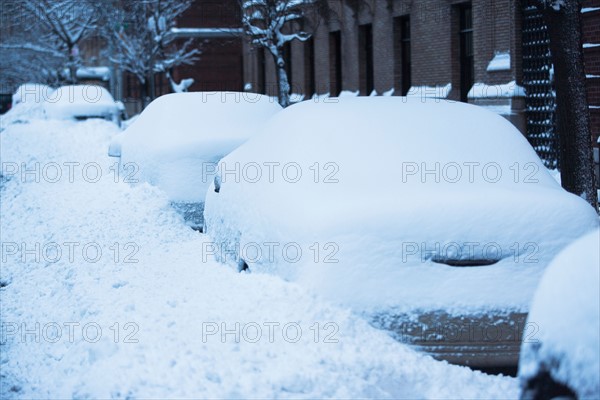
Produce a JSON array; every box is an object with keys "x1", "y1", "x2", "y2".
[
  {"x1": 244, "y1": 0, "x2": 526, "y2": 131},
  {"x1": 117, "y1": 0, "x2": 244, "y2": 114},
  {"x1": 241, "y1": 0, "x2": 599, "y2": 169}
]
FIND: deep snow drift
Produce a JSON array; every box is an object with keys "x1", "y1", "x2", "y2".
[{"x1": 0, "y1": 118, "x2": 517, "y2": 398}]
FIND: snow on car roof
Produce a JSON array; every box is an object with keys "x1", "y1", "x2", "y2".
[
  {"x1": 12, "y1": 83, "x2": 55, "y2": 105},
  {"x1": 46, "y1": 85, "x2": 116, "y2": 105},
  {"x1": 42, "y1": 85, "x2": 118, "y2": 120},
  {"x1": 224, "y1": 96, "x2": 559, "y2": 193},
  {"x1": 118, "y1": 92, "x2": 282, "y2": 202},
  {"x1": 121, "y1": 92, "x2": 282, "y2": 157}
]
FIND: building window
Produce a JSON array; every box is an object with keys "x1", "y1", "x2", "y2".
[
  {"x1": 329, "y1": 30, "x2": 342, "y2": 96},
  {"x1": 304, "y1": 37, "x2": 316, "y2": 99},
  {"x1": 459, "y1": 4, "x2": 474, "y2": 102},
  {"x1": 359, "y1": 23, "x2": 374, "y2": 96},
  {"x1": 394, "y1": 16, "x2": 411, "y2": 96}
]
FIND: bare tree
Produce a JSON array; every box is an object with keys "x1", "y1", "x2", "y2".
[
  {"x1": 0, "y1": 0, "x2": 99, "y2": 84},
  {"x1": 103, "y1": 0, "x2": 200, "y2": 107},
  {"x1": 533, "y1": 0, "x2": 597, "y2": 209},
  {"x1": 0, "y1": 37, "x2": 65, "y2": 89},
  {"x1": 241, "y1": 0, "x2": 318, "y2": 107}
]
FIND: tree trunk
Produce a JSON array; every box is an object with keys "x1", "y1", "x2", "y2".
[
  {"x1": 540, "y1": 1, "x2": 597, "y2": 208},
  {"x1": 275, "y1": 54, "x2": 290, "y2": 108},
  {"x1": 67, "y1": 44, "x2": 78, "y2": 84},
  {"x1": 149, "y1": 73, "x2": 156, "y2": 101},
  {"x1": 140, "y1": 78, "x2": 150, "y2": 109}
]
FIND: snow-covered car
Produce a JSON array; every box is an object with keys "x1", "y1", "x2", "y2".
[
  {"x1": 204, "y1": 97, "x2": 599, "y2": 369},
  {"x1": 518, "y1": 229, "x2": 599, "y2": 399},
  {"x1": 11, "y1": 83, "x2": 55, "y2": 108},
  {"x1": 43, "y1": 85, "x2": 121, "y2": 125},
  {"x1": 0, "y1": 84, "x2": 55, "y2": 131},
  {"x1": 110, "y1": 92, "x2": 282, "y2": 229}
]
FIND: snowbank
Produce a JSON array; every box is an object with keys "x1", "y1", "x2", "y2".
[
  {"x1": 518, "y1": 229, "x2": 600, "y2": 398},
  {"x1": 204, "y1": 97, "x2": 599, "y2": 315},
  {"x1": 1, "y1": 85, "x2": 54, "y2": 131},
  {"x1": 118, "y1": 92, "x2": 282, "y2": 203}
]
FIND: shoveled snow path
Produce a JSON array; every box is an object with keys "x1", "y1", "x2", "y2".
[{"x1": 0, "y1": 119, "x2": 518, "y2": 398}]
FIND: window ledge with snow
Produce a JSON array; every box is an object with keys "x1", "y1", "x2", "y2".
[
  {"x1": 468, "y1": 81, "x2": 525, "y2": 99},
  {"x1": 405, "y1": 84, "x2": 452, "y2": 99},
  {"x1": 487, "y1": 52, "x2": 511, "y2": 72}
]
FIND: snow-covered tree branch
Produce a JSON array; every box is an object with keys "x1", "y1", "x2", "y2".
[
  {"x1": 102, "y1": 0, "x2": 201, "y2": 107},
  {"x1": 1, "y1": 0, "x2": 99, "y2": 84},
  {"x1": 240, "y1": 0, "x2": 318, "y2": 107}
]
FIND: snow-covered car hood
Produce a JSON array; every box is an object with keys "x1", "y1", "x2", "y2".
[
  {"x1": 118, "y1": 92, "x2": 282, "y2": 203},
  {"x1": 204, "y1": 97, "x2": 599, "y2": 314}
]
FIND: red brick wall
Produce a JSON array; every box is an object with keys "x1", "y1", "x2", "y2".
[
  {"x1": 121, "y1": 0, "x2": 244, "y2": 105},
  {"x1": 174, "y1": 0, "x2": 243, "y2": 92}
]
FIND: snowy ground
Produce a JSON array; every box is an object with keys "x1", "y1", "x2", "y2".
[{"x1": 0, "y1": 117, "x2": 518, "y2": 398}]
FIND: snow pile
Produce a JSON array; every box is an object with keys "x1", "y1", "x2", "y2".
[
  {"x1": 118, "y1": 92, "x2": 282, "y2": 202},
  {"x1": 204, "y1": 97, "x2": 599, "y2": 315},
  {"x1": 1, "y1": 84, "x2": 54, "y2": 131},
  {"x1": 0, "y1": 117, "x2": 518, "y2": 398},
  {"x1": 1, "y1": 101, "x2": 46, "y2": 132},
  {"x1": 468, "y1": 81, "x2": 526, "y2": 99},
  {"x1": 42, "y1": 85, "x2": 119, "y2": 121},
  {"x1": 518, "y1": 229, "x2": 600, "y2": 398}
]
